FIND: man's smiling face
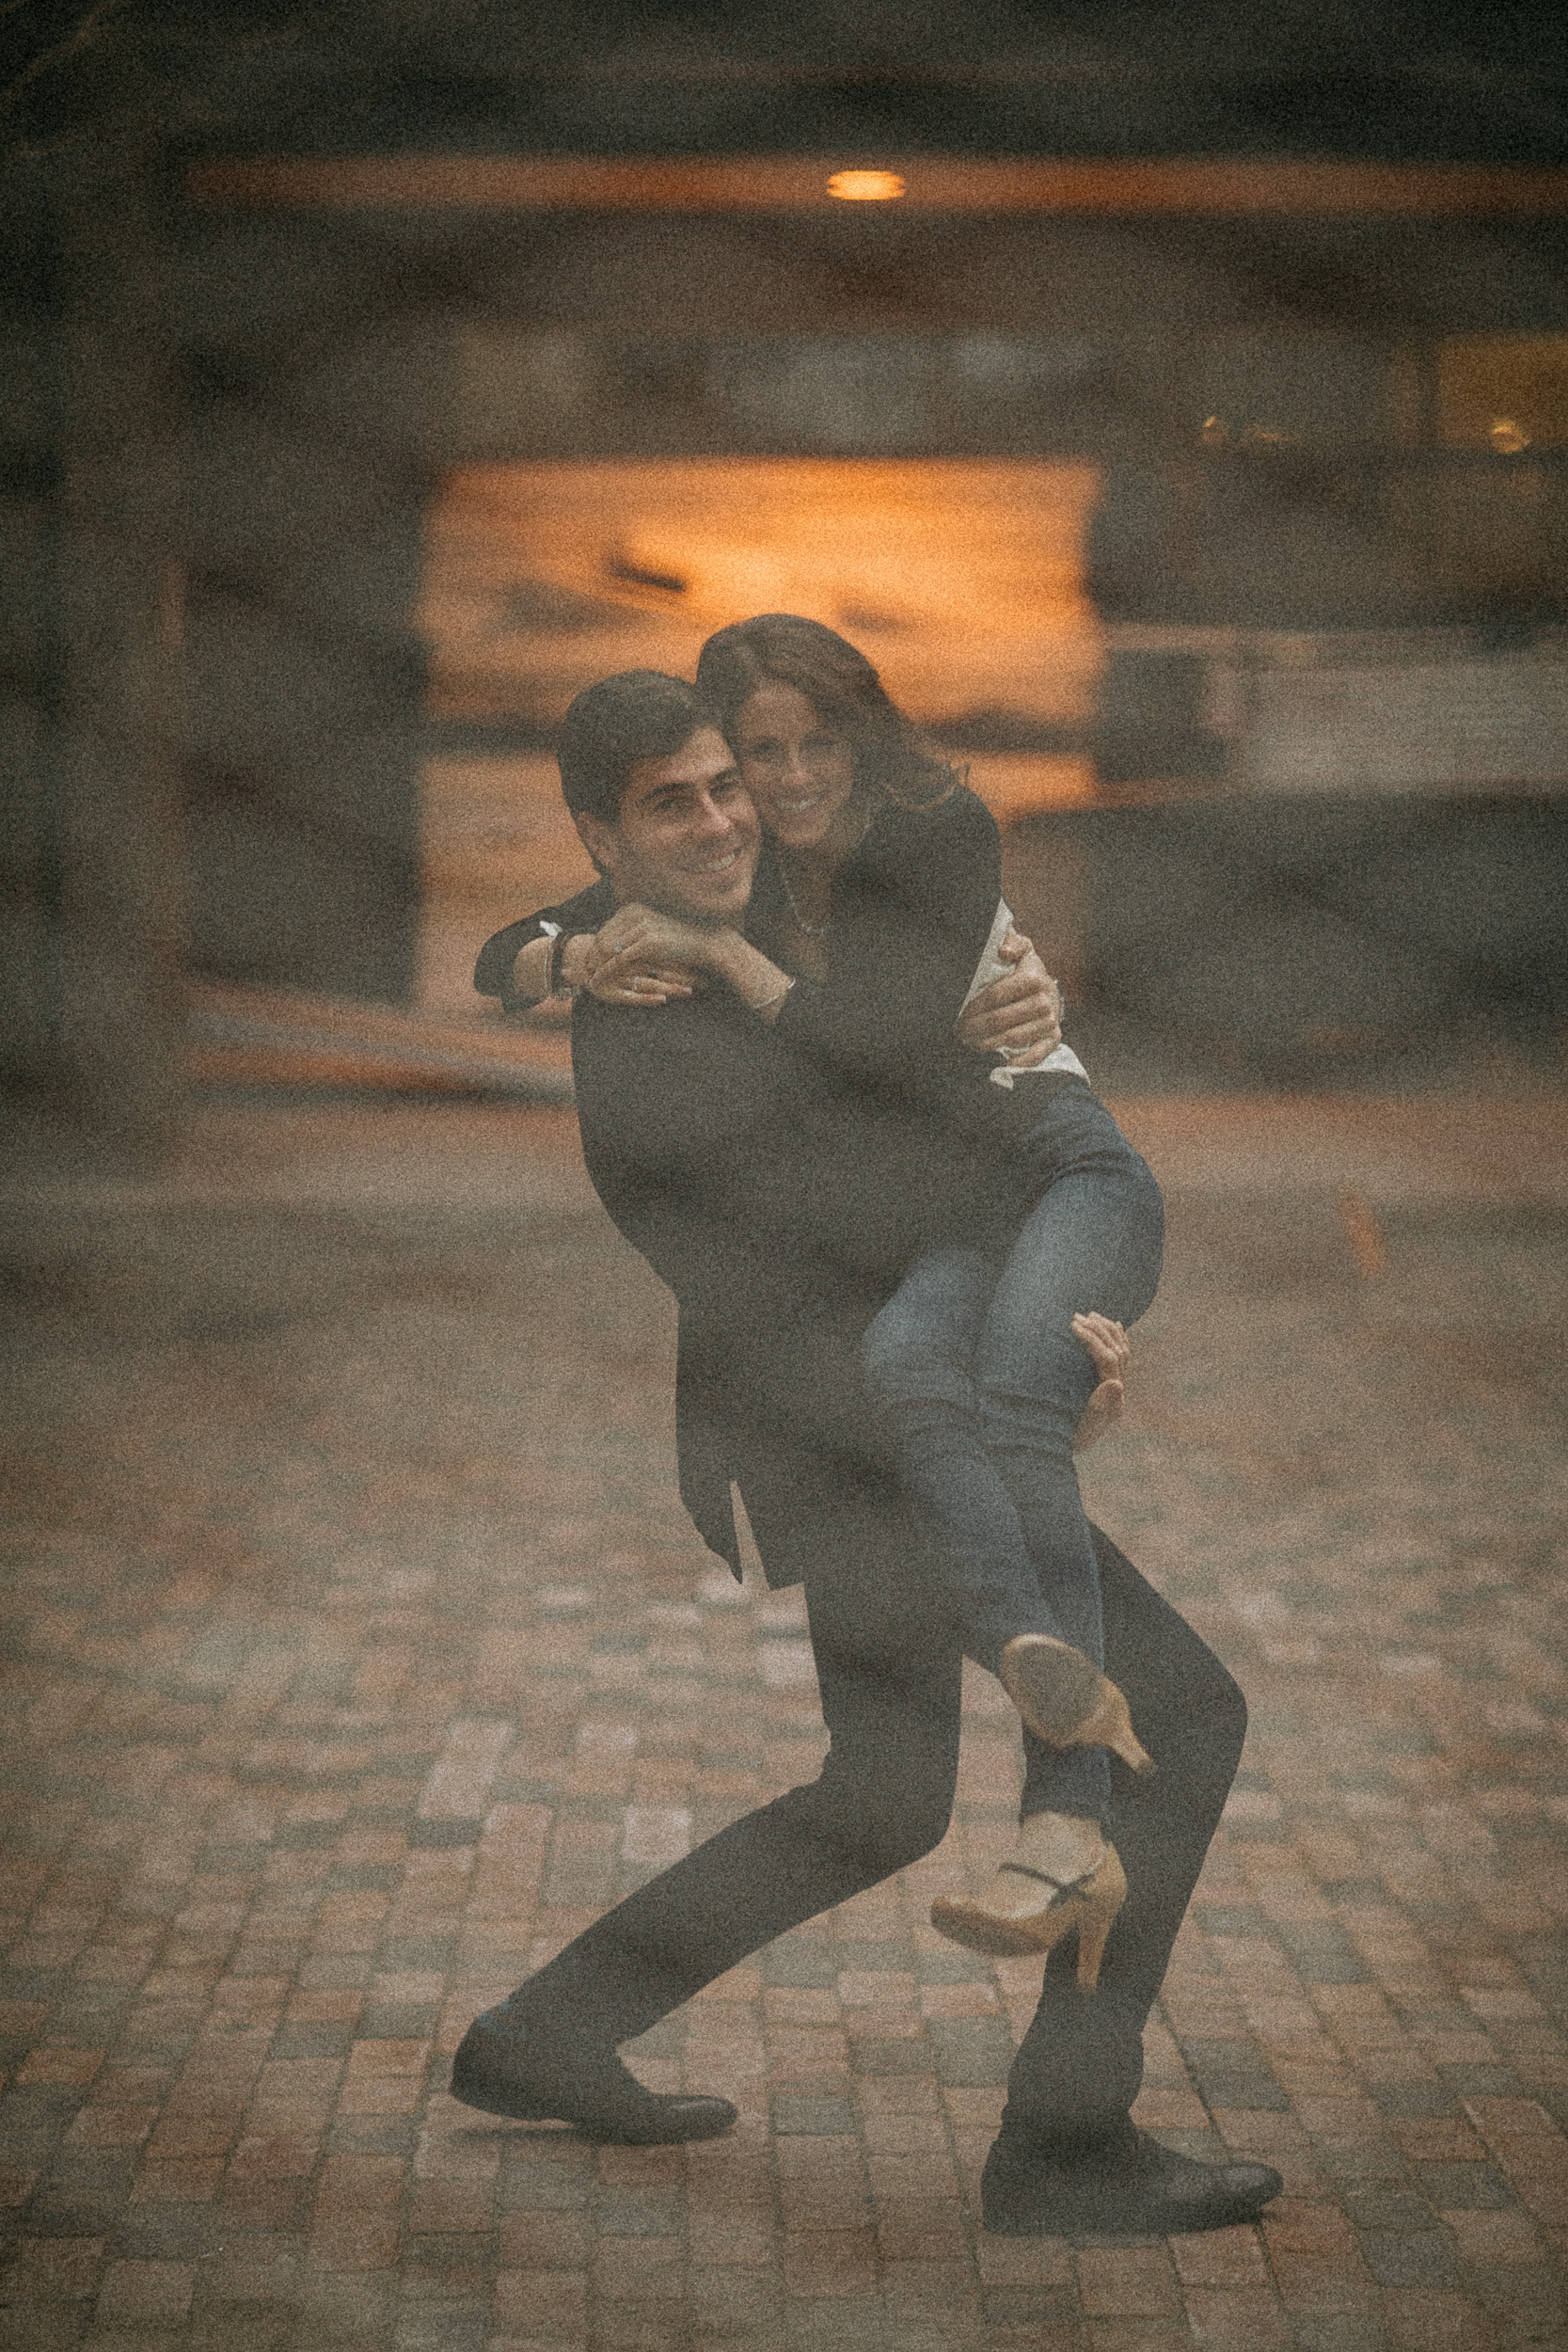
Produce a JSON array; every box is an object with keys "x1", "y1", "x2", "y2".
[{"x1": 576, "y1": 726, "x2": 761, "y2": 924}]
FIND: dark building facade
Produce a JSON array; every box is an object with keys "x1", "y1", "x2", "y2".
[{"x1": 5, "y1": 17, "x2": 1567, "y2": 1148}]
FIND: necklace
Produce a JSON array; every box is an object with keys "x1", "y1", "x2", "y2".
[{"x1": 778, "y1": 859, "x2": 832, "y2": 937}]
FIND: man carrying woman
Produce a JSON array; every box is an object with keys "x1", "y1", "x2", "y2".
[{"x1": 458, "y1": 650, "x2": 1279, "y2": 2238}]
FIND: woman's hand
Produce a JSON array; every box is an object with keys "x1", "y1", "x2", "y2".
[
  {"x1": 955, "y1": 930, "x2": 1063, "y2": 1067},
  {"x1": 1070, "y1": 1314, "x2": 1131, "y2": 1454},
  {"x1": 590, "y1": 907, "x2": 796, "y2": 1025},
  {"x1": 583, "y1": 905, "x2": 708, "y2": 1007}
]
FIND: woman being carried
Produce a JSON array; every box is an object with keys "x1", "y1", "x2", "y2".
[{"x1": 480, "y1": 617, "x2": 1164, "y2": 1982}]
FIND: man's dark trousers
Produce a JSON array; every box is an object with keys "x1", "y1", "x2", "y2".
[{"x1": 501, "y1": 1486, "x2": 1245, "y2": 2152}]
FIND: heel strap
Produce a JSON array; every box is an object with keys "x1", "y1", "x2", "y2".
[{"x1": 998, "y1": 1862, "x2": 1095, "y2": 1900}]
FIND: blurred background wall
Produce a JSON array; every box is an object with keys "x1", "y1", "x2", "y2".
[{"x1": 4, "y1": 6, "x2": 1567, "y2": 1155}]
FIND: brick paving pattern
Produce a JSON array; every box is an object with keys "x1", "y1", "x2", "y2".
[{"x1": 2, "y1": 1093, "x2": 1565, "y2": 2351}]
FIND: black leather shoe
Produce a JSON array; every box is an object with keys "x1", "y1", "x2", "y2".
[
  {"x1": 449, "y1": 2009, "x2": 737, "y2": 2145},
  {"x1": 983, "y1": 2127, "x2": 1282, "y2": 2238}
]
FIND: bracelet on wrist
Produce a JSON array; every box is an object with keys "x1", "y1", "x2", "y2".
[
  {"x1": 502, "y1": 932, "x2": 549, "y2": 1015},
  {"x1": 546, "y1": 931, "x2": 579, "y2": 1000},
  {"x1": 746, "y1": 975, "x2": 796, "y2": 1012}
]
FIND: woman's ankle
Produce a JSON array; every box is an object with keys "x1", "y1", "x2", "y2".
[{"x1": 1014, "y1": 1810, "x2": 1104, "y2": 1884}]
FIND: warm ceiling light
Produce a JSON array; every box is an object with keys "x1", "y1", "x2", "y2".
[{"x1": 827, "y1": 169, "x2": 907, "y2": 202}]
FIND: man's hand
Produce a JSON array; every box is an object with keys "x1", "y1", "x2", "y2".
[
  {"x1": 1070, "y1": 1313, "x2": 1131, "y2": 1454},
  {"x1": 582, "y1": 906, "x2": 708, "y2": 1007},
  {"x1": 955, "y1": 930, "x2": 1063, "y2": 1068}
]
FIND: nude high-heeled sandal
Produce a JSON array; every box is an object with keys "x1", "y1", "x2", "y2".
[
  {"x1": 931, "y1": 1836, "x2": 1127, "y2": 1985},
  {"x1": 998, "y1": 1634, "x2": 1155, "y2": 1777}
]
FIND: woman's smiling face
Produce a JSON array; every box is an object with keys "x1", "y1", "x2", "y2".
[{"x1": 730, "y1": 681, "x2": 858, "y2": 852}]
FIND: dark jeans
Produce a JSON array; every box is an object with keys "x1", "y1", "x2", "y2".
[
  {"x1": 503, "y1": 1497, "x2": 1244, "y2": 2153},
  {"x1": 863, "y1": 1086, "x2": 1165, "y2": 1823}
]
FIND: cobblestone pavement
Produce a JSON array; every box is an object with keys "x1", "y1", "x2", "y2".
[{"x1": 2, "y1": 1090, "x2": 1566, "y2": 2352}]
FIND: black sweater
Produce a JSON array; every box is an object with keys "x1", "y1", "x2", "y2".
[{"x1": 758, "y1": 785, "x2": 1016, "y2": 1148}]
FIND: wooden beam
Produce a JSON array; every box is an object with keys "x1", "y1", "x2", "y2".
[{"x1": 186, "y1": 153, "x2": 1568, "y2": 216}]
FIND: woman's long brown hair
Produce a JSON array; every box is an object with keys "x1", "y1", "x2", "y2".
[{"x1": 695, "y1": 614, "x2": 958, "y2": 812}]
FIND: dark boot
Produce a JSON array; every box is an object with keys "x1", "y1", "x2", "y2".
[
  {"x1": 450, "y1": 2008, "x2": 736, "y2": 2145},
  {"x1": 982, "y1": 2122, "x2": 1282, "y2": 2239}
]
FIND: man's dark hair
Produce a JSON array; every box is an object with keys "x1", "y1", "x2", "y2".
[{"x1": 558, "y1": 670, "x2": 716, "y2": 829}]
